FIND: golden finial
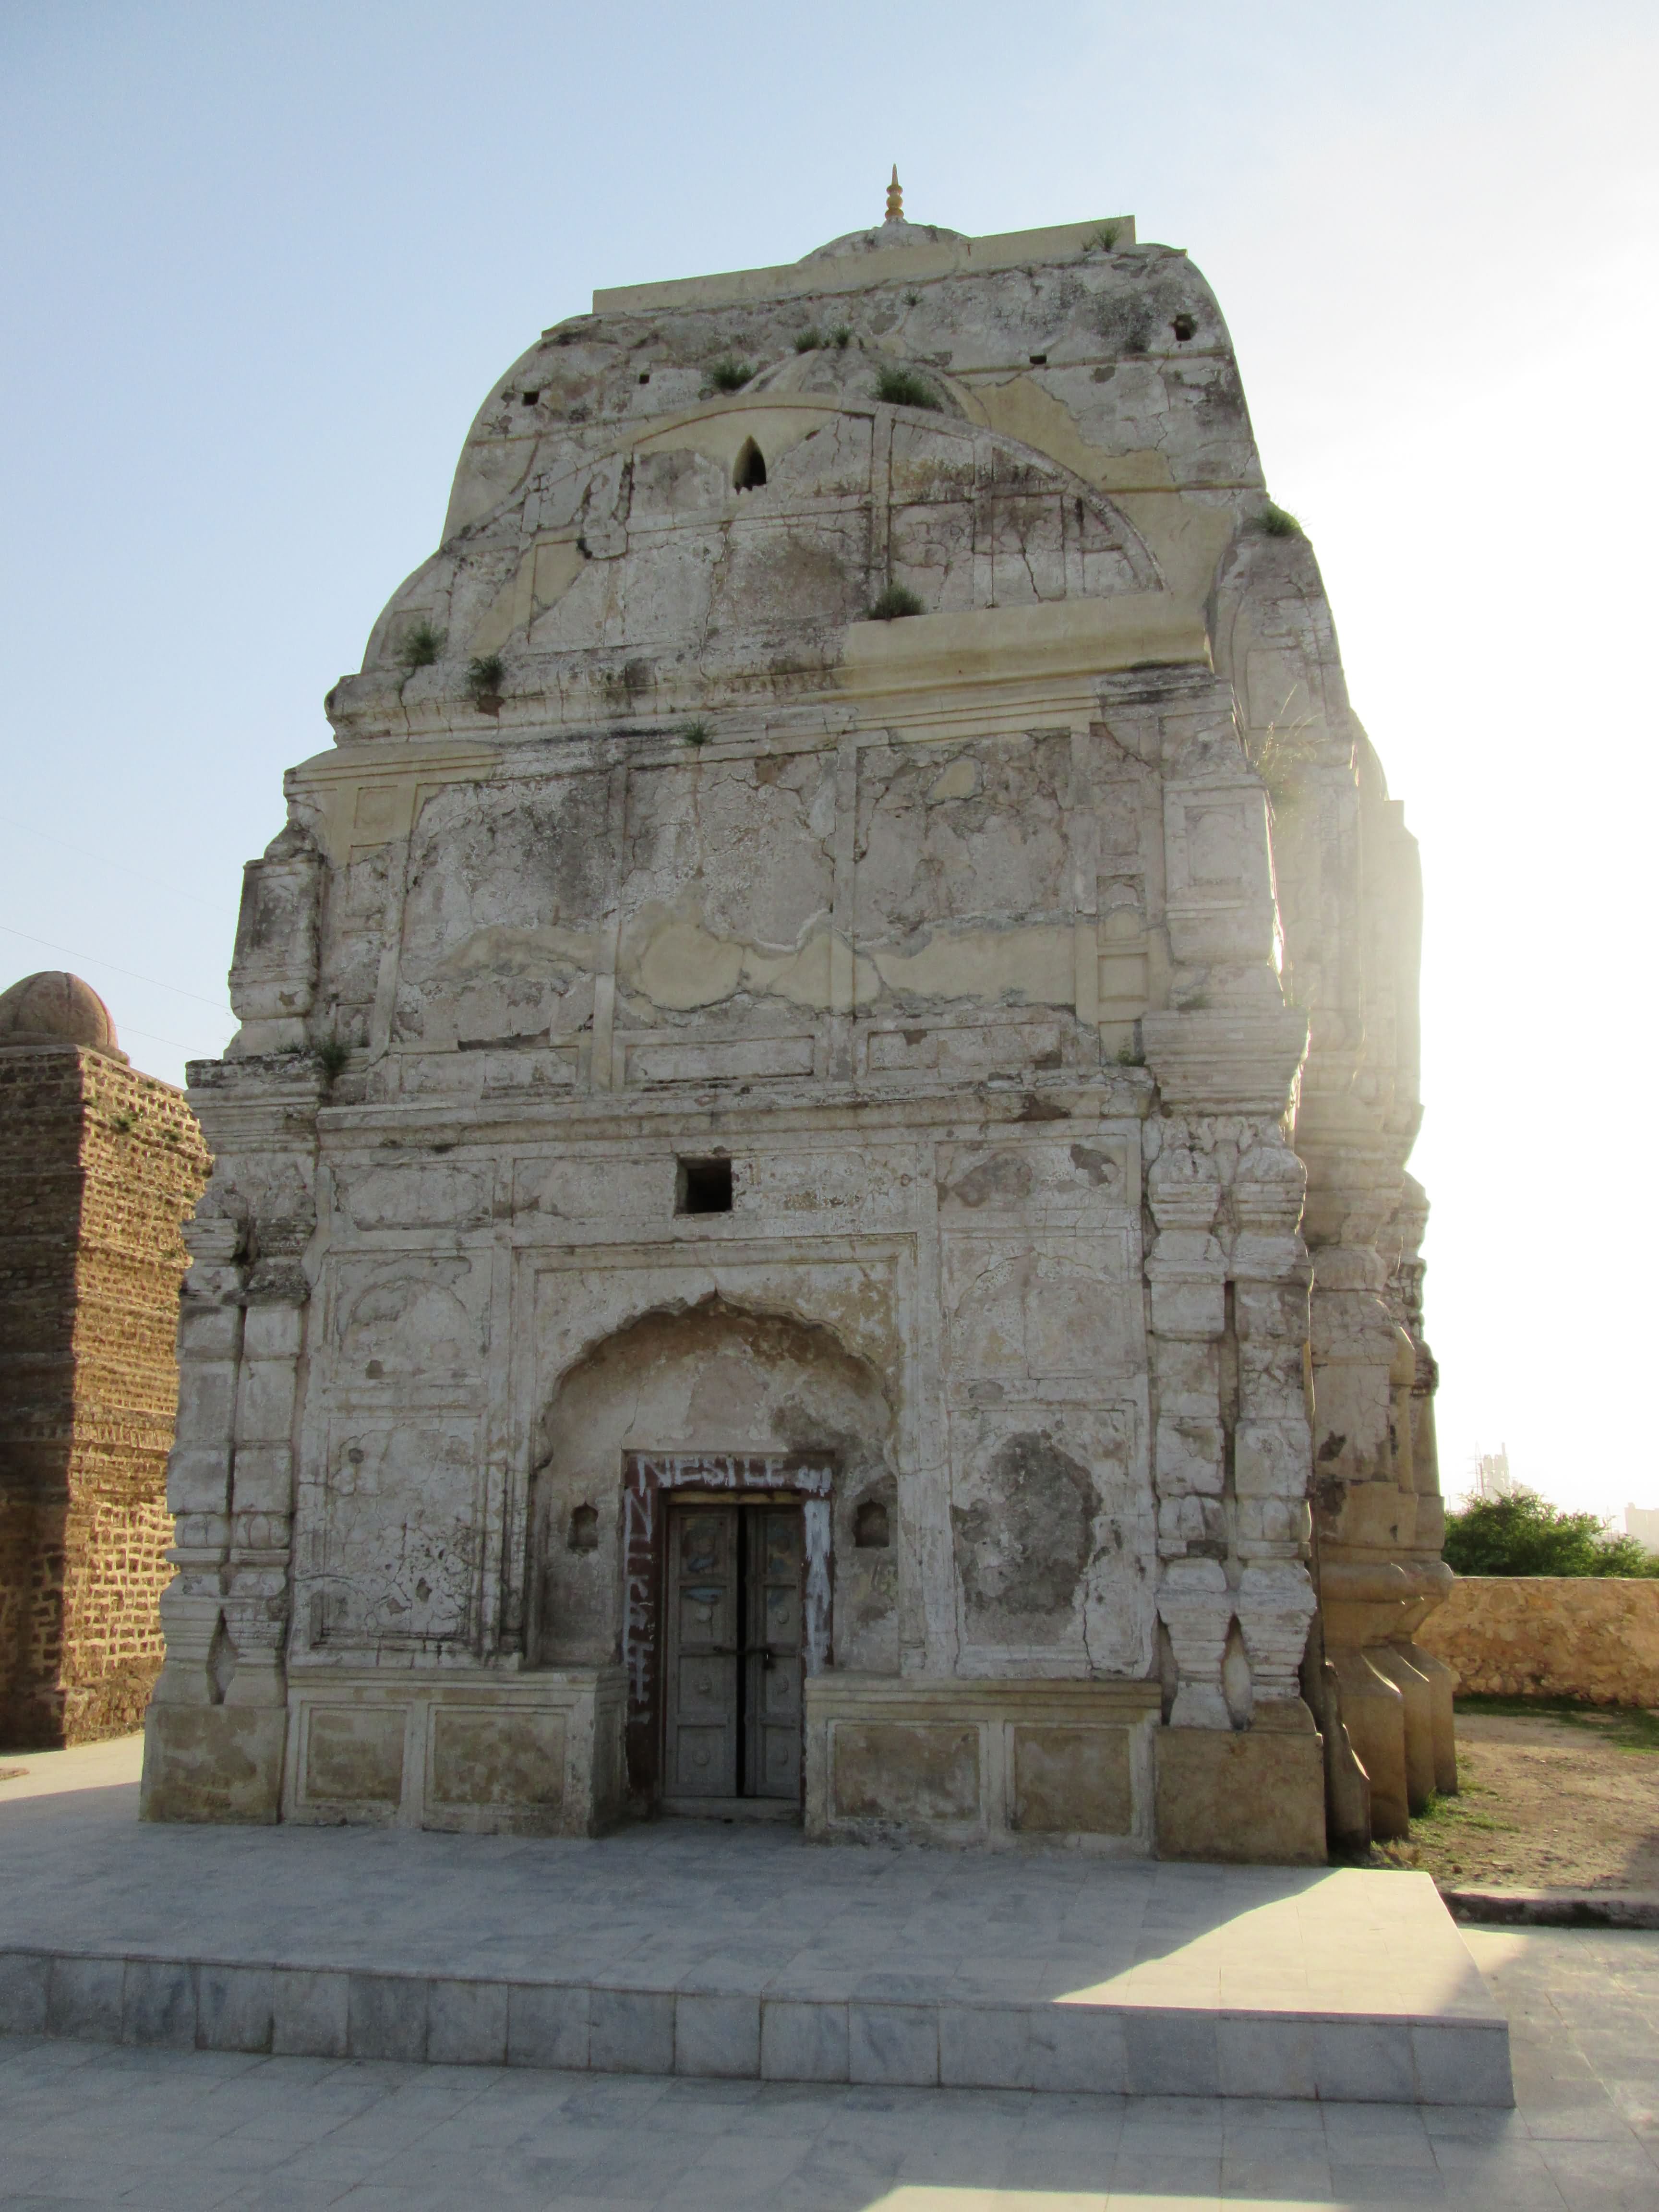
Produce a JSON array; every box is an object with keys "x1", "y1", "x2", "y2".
[{"x1": 885, "y1": 166, "x2": 903, "y2": 224}]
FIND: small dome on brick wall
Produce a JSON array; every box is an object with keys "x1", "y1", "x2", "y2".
[{"x1": 0, "y1": 970, "x2": 120, "y2": 1053}]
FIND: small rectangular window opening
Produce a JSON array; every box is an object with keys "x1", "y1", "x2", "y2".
[
  {"x1": 676, "y1": 1156, "x2": 733, "y2": 1214},
  {"x1": 1028, "y1": 353, "x2": 1048, "y2": 366}
]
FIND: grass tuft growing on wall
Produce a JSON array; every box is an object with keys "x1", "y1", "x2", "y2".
[
  {"x1": 874, "y1": 364, "x2": 941, "y2": 410},
  {"x1": 466, "y1": 653, "x2": 505, "y2": 705},
  {"x1": 867, "y1": 585, "x2": 925, "y2": 621},
  {"x1": 397, "y1": 619, "x2": 445, "y2": 673},
  {"x1": 704, "y1": 356, "x2": 756, "y2": 394}
]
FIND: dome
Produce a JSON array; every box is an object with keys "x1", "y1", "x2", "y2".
[
  {"x1": 0, "y1": 971, "x2": 121, "y2": 1055},
  {"x1": 799, "y1": 171, "x2": 963, "y2": 263},
  {"x1": 799, "y1": 216, "x2": 966, "y2": 264}
]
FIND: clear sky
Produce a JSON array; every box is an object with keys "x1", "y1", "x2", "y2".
[{"x1": 3, "y1": 1, "x2": 1656, "y2": 1521}]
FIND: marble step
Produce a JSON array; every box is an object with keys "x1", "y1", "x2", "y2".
[{"x1": 0, "y1": 1943, "x2": 1513, "y2": 2105}]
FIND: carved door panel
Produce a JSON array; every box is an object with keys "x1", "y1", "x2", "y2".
[
  {"x1": 663, "y1": 1504, "x2": 739, "y2": 1798},
  {"x1": 744, "y1": 1505, "x2": 804, "y2": 1801}
]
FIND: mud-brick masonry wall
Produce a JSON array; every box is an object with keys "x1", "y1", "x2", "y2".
[{"x1": 0, "y1": 974, "x2": 209, "y2": 1747}]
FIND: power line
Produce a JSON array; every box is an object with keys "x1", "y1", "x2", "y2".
[
  {"x1": 0, "y1": 923, "x2": 234, "y2": 1014},
  {"x1": 120, "y1": 1024, "x2": 193, "y2": 1051},
  {"x1": 2, "y1": 820, "x2": 228, "y2": 914}
]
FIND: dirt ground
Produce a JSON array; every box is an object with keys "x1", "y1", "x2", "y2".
[{"x1": 1375, "y1": 1697, "x2": 1659, "y2": 1890}]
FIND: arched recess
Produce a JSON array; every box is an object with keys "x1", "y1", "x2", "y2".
[
  {"x1": 526, "y1": 1296, "x2": 898, "y2": 1806},
  {"x1": 365, "y1": 405, "x2": 1171, "y2": 680}
]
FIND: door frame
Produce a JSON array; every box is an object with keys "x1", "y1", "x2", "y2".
[{"x1": 620, "y1": 1451, "x2": 835, "y2": 1809}]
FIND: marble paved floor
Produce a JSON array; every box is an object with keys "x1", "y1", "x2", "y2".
[
  {"x1": 0, "y1": 1923, "x2": 1656, "y2": 2210},
  {"x1": 0, "y1": 1741, "x2": 1490, "y2": 2025}
]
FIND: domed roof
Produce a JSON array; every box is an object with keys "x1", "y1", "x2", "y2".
[
  {"x1": 799, "y1": 169, "x2": 963, "y2": 264},
  {"x1": 799, "y1": 216, "x2": 965, "y2": 264},
  {"x1": 0, "y1": 971, "x2": 121, "y2": 1055}
]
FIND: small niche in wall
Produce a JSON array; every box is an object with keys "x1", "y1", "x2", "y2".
[
  {"x1": 567, "y1": 1503, "x2": 600, "y2": 1552},
  {"x1": 675, "y1": 1156, "x2": 733, "y2": 1214},
  {"x1": 733, "y1": 437, "x2": 767, "y2": 491},
  {"x1": 854, "y1": 1499, "x2": 890, "y2": 1549}
]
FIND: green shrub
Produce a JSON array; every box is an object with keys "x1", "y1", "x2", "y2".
[
  {"x1": 315, "y1": 1038, "x2": 350, "y2": 1082},
  {"x1": 704, "y1": 356, "x2": 755, "y2": 394},
  {"x1": 830, "y1": 325, "x2": 853, "y2": 349},
  {"x1": 682, "y1": 720, "x2": 713, "y2": 747},
  {"x1": 794, "y1": 328, "x2": 823, "y2": 353},
  {"x1": 397, "y1": 619, "x2": 445, "y2": 673},
  {"x1": 1443, "y1": 1491, "x2": 1659, "y2": 1578},
  {"x1": 1087, "y1": 219, "x2": 1126, "y2": 253},
  {"x1": 874, "y1": 363, "x2": 941, "y2": 410},
  {"x1": 466, "y1": 653, "x2": 505, "y2": 704},
  {"x1": 867, "y1": 584, "x2": 924, "y2": 621},
  {"x1": 1255, "y1": 502, "x2": 1303, "y2": 540}
]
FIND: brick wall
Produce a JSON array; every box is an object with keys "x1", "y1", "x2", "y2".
[{"x1": 0, "y1": 1046, "x2": 209, "y2": 1746}]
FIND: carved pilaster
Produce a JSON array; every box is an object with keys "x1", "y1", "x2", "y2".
[
  {"x1": 152, "y1": 1067, "x2": 317, "y2": 1717},
  {"x1": 1237, "y1": 1561, "x2": 1318, "y2": 1726},
  {"x1": 1228, "y1": 1136, "x2": 1318, "y2": 1727},
  {"x1": 227, "y1": 820, "x2": 323, "y2": 1058},
  {"x1": 1156, "y1": 1557, "x2": 1233, "y2": 1729},
  {"x1": 1146, "y1": 1140, "x2": 1227, "y2": 1564},
  {"x1": 222, "y1": 1190, "x2": 312, "y2": 1707},
  {"x1": 152, "y1": 1195, "x2": 245, "y2": 1707}
]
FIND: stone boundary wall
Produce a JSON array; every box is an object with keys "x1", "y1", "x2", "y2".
[{"x1": 1417, "y1": 1577, "x2": 1659, "y2": 1708}]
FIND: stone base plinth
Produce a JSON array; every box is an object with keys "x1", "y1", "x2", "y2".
[
  {"x1": 141, "y1": 1671, "x2": 628, "y2": 1836},
  {"x1": 280, "y1": 1670, "x2": 627, "y2": 1836},
  {"x1": 1154, "y1": 1725, "x2": 1327, "y2": 1864},
  {"x1": 140, "y1": 1707, "x2": 286, "y2": 1825},
  {"x1": 805, "y1": 1675, "x2": 1161, "y2": 1850}
]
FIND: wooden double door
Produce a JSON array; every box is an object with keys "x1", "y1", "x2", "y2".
[{"x1": 662, "y1": 1499, "x2": 805, "y2": 1813}]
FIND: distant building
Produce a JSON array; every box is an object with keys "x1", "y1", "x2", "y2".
[
  {"x1": 0, "y1": 972, "x2": 208, "y2": 1746},
  {"x1": 1471, "y1": 1446, "x2": 1519, "y2": 1503},
  {"x1": 1625, "y1": 1505, "x2": 1659, "y2": 1556}
]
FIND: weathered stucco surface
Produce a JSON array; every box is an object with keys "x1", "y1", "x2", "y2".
[
  {"x1": 1418, "y1": 1579, "x2": 1659, "y2": 1708},
  {"x1": 141, "y1": 201, "x2": 1442, "y2": 1856}
]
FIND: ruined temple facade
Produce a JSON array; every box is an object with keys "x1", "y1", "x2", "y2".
[
  {"x1": 0, "y1": 973, "x2": 209, "y2": 1746},
  {"x1": 141, "y1": 198, "x2": 1451, "y2": 1855}
]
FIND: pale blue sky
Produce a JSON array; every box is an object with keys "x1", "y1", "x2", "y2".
[{"x1": 3, "y1": 1, "x2": 1656, "y2": 1516}]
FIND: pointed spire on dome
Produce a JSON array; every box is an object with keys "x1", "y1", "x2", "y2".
[{"x1": 885, "y1": 167, "x2": 903, "y2": 224}]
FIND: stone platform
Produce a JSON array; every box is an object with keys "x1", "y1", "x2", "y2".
[{"x1": 0, "y1": 1738, "x2": 1511, "y2": 2105}]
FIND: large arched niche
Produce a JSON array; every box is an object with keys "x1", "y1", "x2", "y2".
[
  {"x1": 526, "y1": 1295, "x2": 899, "y2": 1680},
  {"x1": 362, "y1": 404, "x2": 1166, "y2": 681}
]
